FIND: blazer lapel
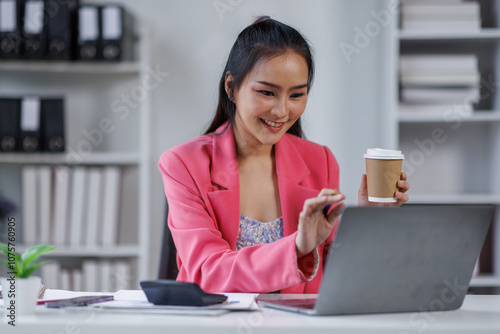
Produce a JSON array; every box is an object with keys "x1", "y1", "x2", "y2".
[
  {"x1": 276, "y1": 135, "x2": 319, "y2": 237},
  {"x1": 207, "y1": 123, "x2": 240, "y2": 249}
]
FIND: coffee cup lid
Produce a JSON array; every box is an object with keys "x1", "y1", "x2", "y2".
[{"x1": 364, "y1": 148, "x2": 404, "y2": 160}]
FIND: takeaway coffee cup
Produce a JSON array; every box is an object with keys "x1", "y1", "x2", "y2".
[{"x1": 364, "y1": 148, "x2": 405, "y2": 203}]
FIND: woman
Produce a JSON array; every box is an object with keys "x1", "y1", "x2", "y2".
[{"x1": 159, "y1": 16, "x2": 409, "y2": 293}]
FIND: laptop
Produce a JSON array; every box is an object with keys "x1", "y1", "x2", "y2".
[{"x1": 256, "y1": 205, "x2": 495, "y2": 315}]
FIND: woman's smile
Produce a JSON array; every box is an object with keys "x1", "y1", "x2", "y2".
[{"x1": 260, "y1": 118, "x2": 286, "y2": 132}]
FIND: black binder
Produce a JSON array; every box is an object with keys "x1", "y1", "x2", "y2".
[
  {"x1": 0, "y1": 98, "x2": 21, "y2": 152},
  {"x1": 40, "y1": 98, "x2": 65, "y2": 152},
  {"x1": 0, "y1": 0, "x2": 23, "y2": 59},
  {"x1": 44, "y1": 0, "x2": 79, "y2": 60},
  {"x1": 20, "y1": 96, "x2": 41, "y2": 152},
  {"x1": 99, "y1": 5, "x2": 134, "y2": 61},
  {"x1": 77, "y1": 5, "x2": 99, "y2": 61},
  {"x1": 22, "y1": 0, "x2": 46, "y2": 59}
]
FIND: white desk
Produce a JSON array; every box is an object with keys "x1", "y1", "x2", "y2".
[{"x1": 1, "y1": 294, "x2": 500, "y2": 334}]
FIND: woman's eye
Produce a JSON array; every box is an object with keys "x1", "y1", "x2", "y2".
[
  {"x1": 259, "y1": 90, "x2": 274, "y2": 96},
  {"x1": 290, "y1": 93, "x2": 305, "y2": 98}
]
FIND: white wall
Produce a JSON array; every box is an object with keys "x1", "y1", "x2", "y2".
[{"x1": 88, "y1": 0, "x2": 395, "y2": 279}]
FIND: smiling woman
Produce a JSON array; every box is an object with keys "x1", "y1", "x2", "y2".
[
  {"x1": 205, "y1": 16, "x2": 314, "y2": 139},
  {"x1": 158, "y1": 16, "x2": 409, "y2": 294},
  {"x1": 229, "y1": 52, "x2": 309, "y2": 150}
]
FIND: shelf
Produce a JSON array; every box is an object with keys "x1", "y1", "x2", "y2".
[
  {"x1": 0, "y1": 21, "x2": 152, "y2": 289},
  {"x1": 0, "y1": 60, "x2": 140, "y2": 74},
  {"x1": 408, "y1": 193, "x2": 500, "y2": 205},
  {"x1": 470, "y1": 275, "x2": 500, "y2": 288},
  {"x1": 0, "y1": 152, "x2": 140, "y2": 165},
  {"x1": 398, "y1": 28, "x2": 500, "y2": 41},
  {"x1": 395, "y1": 1, "x2": 500, "y2": 289},
  {"x1": 16, "y1": 245, "x2": 140, "y2": 258},
  {"x1": 399, "y1": 111, "x2": 500, "y2": 123}
]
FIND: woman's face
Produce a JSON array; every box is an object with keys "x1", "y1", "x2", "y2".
[{"x1": 229, "y1": 51, "x2": 309, "y2": 150}]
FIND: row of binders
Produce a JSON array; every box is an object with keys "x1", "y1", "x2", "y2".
[
  {"x1": 0, "y1": 0, "x2": 135, "y2": 61},
  {"x1": 0, "y1": 96, "x2": 65, "y2": 153},
  {"x1": 42, "y1": 259, "x2": 133, "y2": 291},
  {"x1": 400, "y1": 0, "x2": 481, "y2": 32},
  {"x1": 399, "y1": 54, "x2": 480, "y2": 113},
  {"x1": 22, "y1": 165, "x2": 122, "y2": 247}
]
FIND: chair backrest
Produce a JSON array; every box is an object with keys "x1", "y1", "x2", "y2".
[{"x1": 158, "y1": 199, "x2": 179, "y2": 279}]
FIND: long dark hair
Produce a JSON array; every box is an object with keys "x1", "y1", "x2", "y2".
[{"x1": 204, "y1": 16, "x2": 314, "y2": 138}]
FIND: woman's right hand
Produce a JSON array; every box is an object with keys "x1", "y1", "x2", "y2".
[{"x1": 295, "y1": 189, "x2": 346, "y2": 258}]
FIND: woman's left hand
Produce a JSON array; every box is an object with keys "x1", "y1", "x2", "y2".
[{"x1": 358, "y1": 172, "x2": 410, "y2": 207}]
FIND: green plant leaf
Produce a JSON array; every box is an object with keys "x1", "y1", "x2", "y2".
[
  {"x1": 0, "y1": 242, "x2": 20, "y2": 276},
  {"x1": 0, "y1": 243, "x2": 20, "y2": 261},
  {"x1": 0, "y1": 242, "x2": 10, "y2": 257},
  {"x1": 20, "y1": 260, "x2": 53, "y2": 278},
  {"x1": 1, "y1": 243, "x2": 54, "y2": 278},
  {"x1": 2, "y1": 259, "x2": 20, "y2": 277},
  {"x1": 21, "y1": 244, "x2": 54, "y2": 266}
]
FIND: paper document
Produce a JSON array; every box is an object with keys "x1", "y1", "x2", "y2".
[
  {"x1": 93, "y1": 290, "x2": 258, "y2": 314},
  {"x1": 38, "y1": 289, "x2": 114, "y2": 302}
]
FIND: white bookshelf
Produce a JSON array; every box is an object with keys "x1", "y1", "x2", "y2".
[
  {"x1": 399, "y1": 111, "x2": 500, "y2": 123},
  {"x1": 408, "y1": 193, "x2": 500, "y2": 205},
  {"x1": 16, "y1": 245, "x2": 140, "y2": 258},
  {"x1": 0, "y1": 152, "x2": 141, "y2": 165},
  {"x1": 398, "y1": 28, "x2": 500, "y2": 41},
  {"x1": 394, "y1": 0, "x2": 500, "y2": 286},
  {"x1": 0, "y1": 23, "x2": 152, "y2": 289},
  {"x1": 0, "y1": 61, "x2": 141, "y2": 74}
]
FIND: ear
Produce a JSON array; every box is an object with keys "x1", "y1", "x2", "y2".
[{"x1": 224, "y1": 73, "x2": 234, "y2": 97}]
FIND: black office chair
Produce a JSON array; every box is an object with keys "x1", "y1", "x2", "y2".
[{"x1": 158, "y1": 199, "x2": 179, "y2": 279}]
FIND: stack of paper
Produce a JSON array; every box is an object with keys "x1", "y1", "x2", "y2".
[
  {"x1": 52, "y1": 166, "x2": 71, "y2": 245},
  {"x1": 81, "y1": 259, "x2": 133, "y2": 292},
  {"x1": 41, "y1": 259, "x2": 133, "y2": 291},
  {"x1": 20, "y1": 165, "x2": 123, "y2": 247},
  {"x1": 92, "y1": 290, "x2": 258, "y2": 315},
  {"x1": 40, "y1": 264, "x2": 80, "y2": 291},
  {"x1": 401, "y1": 0, "x2": 481, "y2": 32},
  {"x1": 41, "y1": 261, "x2": 61, "y2": 289},
  {"x1": 399, "y1": 54, "x2": 480, "y2": 114},
  {"x1": 22, "y1": 166, "x2": 38, "y2": 245}
]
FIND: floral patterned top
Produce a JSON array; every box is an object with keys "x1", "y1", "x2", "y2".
[{"x1": 235, "y1": 215, "x2": 284, "y2": 251}]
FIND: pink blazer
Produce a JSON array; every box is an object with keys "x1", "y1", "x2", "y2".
[{"x1": 158, "y1": 122, "x2": 340, "y2": 293}]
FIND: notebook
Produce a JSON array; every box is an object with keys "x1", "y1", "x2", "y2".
[{"x1": 256, "y1": 205, "x2": 494, "y2": 315}]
